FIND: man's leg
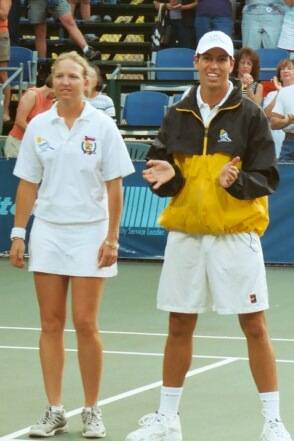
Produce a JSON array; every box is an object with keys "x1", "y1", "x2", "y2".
[
  {"x1": 34, "y1": 23, "x2": 47, "y2": 58},
  {"x1": 239, "y1": 311, "x2": 277, "y2": 392},
  {"x1": 239, "y1": 311, "x2": 292, "y2": 440},
  {"x1": 163, "y1": 312, "x2": 197, "y2": 386}
]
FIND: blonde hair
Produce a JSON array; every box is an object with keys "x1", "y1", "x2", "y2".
[{"x1": 51, "y1": 51, "x2": 90, "y2": 78}]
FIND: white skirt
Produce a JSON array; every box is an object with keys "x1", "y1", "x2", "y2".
[{"x1": 28, "y1": 217, "x2": 117, "y2": 277}]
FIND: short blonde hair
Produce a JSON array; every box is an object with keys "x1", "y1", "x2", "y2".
[{"x1": 51, "y1": 51, "x2": 90, "y2": 78}]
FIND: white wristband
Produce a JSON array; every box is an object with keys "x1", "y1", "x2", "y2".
[{"x1": 10, "y1": 227, "x2": 26, "y2": 241}]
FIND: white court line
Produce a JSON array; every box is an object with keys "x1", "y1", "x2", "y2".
[
  {"x1": 0, "y1": 326, "x2": 294, "y2": 342},
  {"x1": 0, "y1": 357, "x2": 237, "y2": 440},
  {"x1": 1, "y1": 345, "x2": 294, "y2": 364}
]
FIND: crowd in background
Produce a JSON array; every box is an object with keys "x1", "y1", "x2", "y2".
[{"x1": 0, "y1": 0, "x2": 294, "y2": 160}]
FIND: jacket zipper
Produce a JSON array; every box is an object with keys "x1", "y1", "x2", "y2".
[{"x1": 176, "y1": 102, "x2": 241, "y2": 155}]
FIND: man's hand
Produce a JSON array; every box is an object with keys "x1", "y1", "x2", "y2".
[
  {"x1": 142, "y1": 160, "x2": 176, "y2": 189},
  {"x1": 219, "y1": 156, "x2": 241, "y2": 188},
  {"x1": 9, "y1": 239, "x2": 25, "y2": 268}
]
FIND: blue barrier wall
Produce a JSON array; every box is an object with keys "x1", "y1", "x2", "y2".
[{"x1": 1, "y1": 159, "x2": 294, "y2": 263}]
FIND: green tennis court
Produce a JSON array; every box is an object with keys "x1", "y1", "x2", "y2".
[{"x1": 0, "y1": 258, "x2": 293, "y2": 441}]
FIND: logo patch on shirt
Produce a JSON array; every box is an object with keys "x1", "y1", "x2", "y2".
[
  {"x1": 81, "y1": 136, "x2": 96, "y2": 155},
  {"x1": 217, "y1": 129, "x2": 232, "y2": 143},
  {"x1": 35, "y1": 136, "x2": 55, "y2": 152},
  {"x1": 249, "y1": 293, "x2": 257, "y2": 304}
]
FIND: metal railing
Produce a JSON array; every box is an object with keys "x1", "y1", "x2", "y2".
[{"x1": 0, "y1": 65, "x2": 24, "y2": 135}]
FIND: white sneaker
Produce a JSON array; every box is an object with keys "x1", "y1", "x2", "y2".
[
  {"x1": 125, "y1": 412, "x2": 182, "y2": 441},
  {"x1": 29, "y1": 406, "x2": 68, "y2": 437},
  {"x1": 261, "y1": 420, "x2": 293, "y2": 441},
  {"x1": 81, "y1": 405, "x2": 106, "y2": 438}
]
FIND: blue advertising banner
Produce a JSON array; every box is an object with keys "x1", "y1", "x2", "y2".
[{"x1": 1, "y1": 159, "x2": 294, "y2": 264}]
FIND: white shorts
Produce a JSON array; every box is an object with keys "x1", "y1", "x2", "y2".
[
  {"x1": 157, "y1": 231, "x2": 269, "y2": 315},
  {"x1": 28, "y1": 217, "x2": 117, "y2": 277}
]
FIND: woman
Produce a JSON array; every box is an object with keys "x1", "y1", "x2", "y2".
[
  {"x1": 263, "y1": 59, "x2": 294, "y2": 158},
  {"x1": 9, "y1": 51, "x2": 134, "y2": 438},
  {"x1": 232, "y1": 47, "x2": 264, "y2": 105},
  {"x1": 271, "y1": 58, "x2": 294, "y2": 161},
  {"x1": 85, "y1": 64, "x2": 116, "y2": 119},
  {"x1": 4, "y1": 75, "x2": 54, "y2": 158}
]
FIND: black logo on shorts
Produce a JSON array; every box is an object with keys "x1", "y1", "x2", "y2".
[{"x1": 249, "y1": 293, "x2": 257, "y2": 304}]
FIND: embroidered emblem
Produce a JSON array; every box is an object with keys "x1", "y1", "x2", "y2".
[
  {"x1": 81, "y1": 136, "x2": 97, "y2": 155},
  {"x1": 35, "y1": 136, "x2": 55, "y2": 152},
  {"x1": 249, "y1": 293, "x2": 257, "y2": 304},
  {"x1": 217, "y1": 129, "x2": 232, "y2": 143}
]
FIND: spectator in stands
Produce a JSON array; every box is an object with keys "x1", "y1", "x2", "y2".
[
  {"x1": 232, "y1": 47, "x2": 263, "y2": 105},
  {"x1": 9, "y1": 50, "x2": 134, "y2": 438},
  {"x1": 194, "y1": 0, "x2": 233, "y2": 46},
  {"x1": 263, "y1": 59, "x2": 294, "y2": 158},
  {"x1": 27, "y1": 0, "x2": 100, "y2": 60},
  {"x1": 69, "y1": 0, "x2": 91, "y2": 20},
  {"x1": 278, "y1": 0, "x2": 294, "y2": 54},
  {"x1": 154, "y1": 0, "x2": 196, "y2": 49},
  {"x1": 271, "y1": 59, "x2": 294, "y2": 161},
  {"x1": 124, "y1": 31, "x2": 293, "y2": 441},
  {"x1": 242, "y1": 0, "x2": 286, "y2": 50},
  {"x1": 0, "y1": 0, "x2": 11, "y2": 122},
  {"x1": 8, "y1": 0, "x2": 20, "y2": 45},
  {"x1": 85, "y1": 64, "x2": 116, "y2": 119},
  {"x1": 4, "y1": 75, "x2": 54, "y2": 158}
]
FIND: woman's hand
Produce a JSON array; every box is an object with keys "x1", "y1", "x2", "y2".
[
  {"x1": 142, "y1": 159, "x2": 175, "y2": 189},
  {"x1": 241, "y1": 73, "x2": 254, "y2": 87},
  {"x1": 9, "y1": 239, "x2": 25, "y2": 268},
  {"x1": 98, "y1": 240, "x2": 118, "y2": 268}
]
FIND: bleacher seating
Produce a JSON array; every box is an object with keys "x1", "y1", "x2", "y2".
[
  {"x1": 121, "y1": 90, "x2": 169, "y2": 127},
  {"x1": 150, "y1": 48, "x2": 196, "y2": 81},
  {"x1": 125, "y1": 141, "x2": 150, "y2": 160},
  {"x1": 257, "y1": 48, "x2": 289, "y2": 81},
  {"x1": 8, "y1": 46, "x2": 38, "y2": 88}
]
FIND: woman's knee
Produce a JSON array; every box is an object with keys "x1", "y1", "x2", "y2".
[
  {"x1": 73, "y1": 316, "x2": 98, "y2": 337},
  {"x1": 41, "y1": 317, "x2": 65, "y2": 335}
]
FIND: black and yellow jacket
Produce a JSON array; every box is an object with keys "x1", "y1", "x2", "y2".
[{"x1": 147, "y1": 81, "x2": 279, "y2": 236}]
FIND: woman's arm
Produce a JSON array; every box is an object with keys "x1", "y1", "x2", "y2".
[
  {"x1": 98, "y1": 177, "x2": 123, "y2": 268},
  {"x1": 9, "y1": 179, "x2": 38, "y2": 268},
  {"x1": 246, "y1": 82, "x2": 263, "y2": 105},
  {"x1": 14, "y1": 90, "x2": 37, "y2": 132},
  {"x1": 271, "y1": 112, "x2": 294, "y2": 129}
]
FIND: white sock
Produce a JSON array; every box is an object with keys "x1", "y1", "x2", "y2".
[
  {"x1": 50, "y1": 404, "x2": 64, "y2": 413},
  {"x1": 260, "y1": 391, "x2": 281, "y2": 422},
  {"x1": 83, "y1": 45, "x2": 89, "y2": 54},
  {"x1": 158, "y1": 386, "x2": 183, "y2": 417}
]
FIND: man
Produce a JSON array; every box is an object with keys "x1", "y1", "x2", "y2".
[
  {"x1": 27, "y1": 0, "x2": 100, "y2": 60},
  {"x1": 125, "y1": 31, "x2": 292, "y2": 441},
  {"x1": 0, "y1": 0, "x2": 11, "y2": 122}
]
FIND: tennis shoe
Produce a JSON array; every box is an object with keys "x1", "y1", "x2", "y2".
[
  {"x1": 261, "y1": 420, "x2": 293, "y2": 441},
  {"x1": 82, "y1": 405, "x2": 106, "y2": 438},
  {"x1": 29, "y1": 406, "x2": 68, "y2": 437},
  {"x1": 125, "y1": 412, "x2": 182, "y2": 441}
]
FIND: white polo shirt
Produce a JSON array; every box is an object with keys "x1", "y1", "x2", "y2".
[
  {"x1": 14, "y1": 101, "x2": 135, "y2": 224},
  {"x1": 272, "y1": 84, "x2": 294, "y2": 133}
]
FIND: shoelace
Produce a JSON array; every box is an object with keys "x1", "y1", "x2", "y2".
[
  {"x1": 83, "y1": 409, "x2": 102, "y2": 427},
  {"x1": 138, "y1": 413, "x2": 165, "y2": 427},
  {"x1": 267, "y1": 421, "x2": 289, "y2": 438},
  {"x1": 38, "y1": 409, "x2": 62, "y2": 426}
]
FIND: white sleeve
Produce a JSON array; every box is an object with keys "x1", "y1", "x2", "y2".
[
  {"x1": 100, "y1": 117, "x2": 135, "y2": 181},
  {"x1": 103, "y1": 96, "x2": 116, "y2": 119},
  {"x1": 263, "y1": 91, "x2": 277, "y2": 108},
  {"x1": 272, "y1": 90, "x2": 285, "y2": 115},
  {"x1": 13, "y1": 121, "x2": 43, "y2": 183}
]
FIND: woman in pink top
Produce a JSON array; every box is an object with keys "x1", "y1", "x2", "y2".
[{"x1": 4, "y1": 75, "x2": 54, "y2": 158}]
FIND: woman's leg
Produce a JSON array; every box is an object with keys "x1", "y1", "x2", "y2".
[
  {"x1": 34, "y1": 272, "x2": 69, "y2": 405},
  {"x1": 71, "y1": 276, "x2": 105, "y2": 406}
]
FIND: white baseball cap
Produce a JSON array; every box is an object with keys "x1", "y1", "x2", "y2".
[{"x1": 195, "y1": 31, "x2": 234, "y2": 57}]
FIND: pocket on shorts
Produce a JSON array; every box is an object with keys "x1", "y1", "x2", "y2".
[{"x1": 241, "y1": 232, "x2": 260, "y2": 253}]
